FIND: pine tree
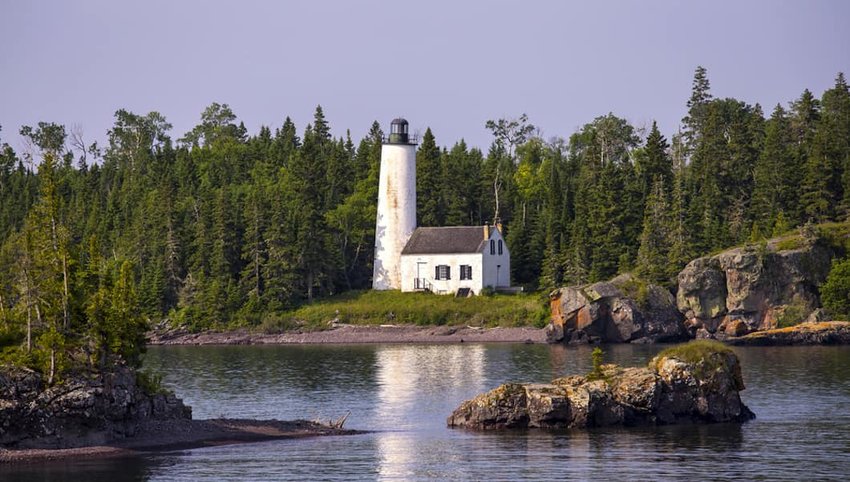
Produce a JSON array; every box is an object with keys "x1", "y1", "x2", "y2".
[
  {"x1": 682, "y1": 66, "x2": 713, "y2": 157},
  {"x1": 239, "y1": 185, "x2": 267, "y2": 318},
  {"x1": 416, "y1": 128, "x2": 443, "y2": 226},
  {"x1": 13, "y1": 153, "x2": 74, "y2": 383},
  {"x1": 752, "y1": 105, "x2": 796, "y2": 226},
  {"x1": 636, "y1": 121, "x2": 673, "y2": 199},
  {"x1": 636, "y1": 178, "x2": 671, "y2": 283},
  {"x1": 818, "y1": 73, "x2": 850, "y2": 216}
]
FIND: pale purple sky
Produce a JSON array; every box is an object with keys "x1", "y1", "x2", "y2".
[{"x1": 1, "y1": 0, "x2": 848, "y2": 153}]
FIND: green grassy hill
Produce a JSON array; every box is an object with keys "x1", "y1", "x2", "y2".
[{"x1": 261, "y1": 290, "x2": 549, "y2": 332}]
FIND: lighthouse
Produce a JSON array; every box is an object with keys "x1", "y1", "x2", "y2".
[{"x1": 373, "y1": 118, "x2": 417, "y2": 290}]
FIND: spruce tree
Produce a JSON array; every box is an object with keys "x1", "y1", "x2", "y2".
[
  {"x1": 752, "y1": 105, "x2": 796, "y2": 227},
  {"x1": 416, "y1": 128, "x2": 443, "y2": 226},
  {"x1": 636, "y1": 178, "x2": 671, "y2": 284}
]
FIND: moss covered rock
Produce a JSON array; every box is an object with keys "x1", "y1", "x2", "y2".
[{"x1": 447, "y1": 341, "x2": 754, "y2": 430}]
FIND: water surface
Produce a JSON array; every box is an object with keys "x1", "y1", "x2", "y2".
[{"x1": 4, "y1": 343, "x2": 850, "y2": 480}]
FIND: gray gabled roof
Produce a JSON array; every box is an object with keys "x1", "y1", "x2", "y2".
[{"x1": 401, "y1": 226, "x2": 494, "y2": 255}]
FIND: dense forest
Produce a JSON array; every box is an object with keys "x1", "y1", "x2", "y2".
[{"x1": 0, "y1": 67, "x2": 848, "y2": 371}]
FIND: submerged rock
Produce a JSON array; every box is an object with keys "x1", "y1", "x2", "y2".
[
  {"x1": 547, "y1": 275, "x2": 687, "y2": 344},
  {"x1": 0, "y1": 365, "x2": 191, "y2": 449},
  {"x1": 447, "y1": 341, "x2": 754, "y2": 430}
]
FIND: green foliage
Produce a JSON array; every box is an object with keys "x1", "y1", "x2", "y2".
[
  {"x1": 136, "y1": 370, "x2": 171, "y2": 396},
  {"x1": 775, "y1": 236, "x2": 805, "y2": 252},
  {"x1": 0, "y1": 70, "x2": 848, "y2": 339},
  {"x1": 587, "y1": 347, "x2": 605, "y2": 381},
  {"x1": 821, "y1": 257, "x2": 850, "y2": 320},
  {"x1": 652, "y1": 340, "x2": 733, "y2": 368},
  {"x1": 614, "y1": 275, "x2": 651, "y2": 309},
  {"x1": 269, "y1": 290, "x2": 547, "y2": 330},
  {"x1": 776, "y1": 301, "x2": 809, "y2": 328}
]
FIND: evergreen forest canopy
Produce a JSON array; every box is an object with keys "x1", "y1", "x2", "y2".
[{"x1": 0, "y1": 67, "x2": 849, "y2": 378}]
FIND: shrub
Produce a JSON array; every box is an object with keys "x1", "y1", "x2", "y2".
[
  {"x1": 260, "y1": 313, "x2": 301, "y2": 333},
  {"x1": 613, "y1": 274, "x2": 651, "y2": 309},
  {"x1": 776, "y1": 301, "x2": 808, "y2": 328},
  {"x1": 480, "y1": 286, "x2": 496, "y2": 297},
  {"x1": 775, "y1": 236, "x2": 805, "y2": 252},
  {"x1": 821, "y1": 257, "x2": 850, "y2": 321},
  {"x1": 136, "y1": 370, "x2": 171, "y2": 396},
  {"x1": 587, "y1": 347, "x2": 605, "y2": 381}
]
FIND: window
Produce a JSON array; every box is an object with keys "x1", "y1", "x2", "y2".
[
  {"x1": 460, "y1": 265, "x2": 472, "y2": 280},
  {"x1": 435, "y1": 264, "x2": 451, "y2": 280},
  {"x1": 498, "y1": 240, "x2": 503, "y2": 255},
  {"x1": 490, "y1": 240, "x2": 495, "y2": 255}
]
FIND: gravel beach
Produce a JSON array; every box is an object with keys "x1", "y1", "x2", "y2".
[
  {"x1": 148, "y1": 324, "x2": 548, "y2": 345},
  {"x1": 0, "y1": 419, "x2": 359, "y2": 463}
]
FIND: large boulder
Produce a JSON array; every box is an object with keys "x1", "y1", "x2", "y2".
[
  {"x1": 548, "y1": 275, "x2": 687, "y2": 344},
  {"x1": 0, "y1": 365, "x2": 191, "y2": 449},
  {"x1": 447, "y1": 341, "x2": 754, "y2": 430},
  {"x1": 677, "y1": 241, "x2": 833, "y2": 336}
]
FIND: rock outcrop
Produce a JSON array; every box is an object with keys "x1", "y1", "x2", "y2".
[
  {"x1": 447, "y1": 341, "x2": 754, "y2": 430},
  {"x1": 727, "y1": 321, "x2": 850, "y2": 346},
  {"x1": 547, "y1": 275, "x2": 687, "y2": 344},
  {"x1": 677, "y1": 242, "x2": 834, "y2": 338},
  {"x1": 0, "y1": 365, "x2": 191, "y2": 449}
]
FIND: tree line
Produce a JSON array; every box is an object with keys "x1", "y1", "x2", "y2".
[{"x1": 0, "y1": 68, "x2": 848, "y2": 371}]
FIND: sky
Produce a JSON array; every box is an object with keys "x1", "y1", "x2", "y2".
[{"x1": 1, "y1": 0, "x2": 848, "y2": 155}]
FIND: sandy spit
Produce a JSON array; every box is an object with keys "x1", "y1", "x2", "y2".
[{"x1": 0, "y1": 419, "x2": 360, "y2": 464}]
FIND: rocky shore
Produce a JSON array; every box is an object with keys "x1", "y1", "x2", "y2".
[
  {"x1": 0, "y1": 418, "x2": 357, "y2": 463},
  {"x1": 447, "y1": 341, "x2": 754, "y2": 430},
  {"x1": 0, "y1": 364, "x2": 358, "y2": 463},
  {"x1": 547, "y1": 274, "x2": 687, "y2": 344},
  {"x1": 727, "y1": 321, "x2": 850, "y2": 346},
  {"x1": 148, "y1": 324, "x2": 547, "y2": 345},
  {"x1": 546, "y1": 232, "x2": 849, "y2": 345}
]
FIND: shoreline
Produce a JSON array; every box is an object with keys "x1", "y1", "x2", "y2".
[
  {"x1": 148, "y1": 324, "x2": 548, "y2": 346},
  {"x1": 0, "y1": 419, "x2": 361, "y2": 464}
]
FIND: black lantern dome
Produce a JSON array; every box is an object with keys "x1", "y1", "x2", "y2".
[{"x1": 386, "y1": 118, "x2": 417, "y2": 144}]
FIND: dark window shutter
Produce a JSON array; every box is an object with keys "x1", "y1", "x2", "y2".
[
  {"x1": 435, "y1": 266, "x2": 440, "y2": 280},
  {"x1": 446, "y1": 266, "x2": 451, "y2": 280}
]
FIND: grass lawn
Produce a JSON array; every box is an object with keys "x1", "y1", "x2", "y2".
[{"x1": 264, "y1": 290, "x2": 550, "y2": 331}]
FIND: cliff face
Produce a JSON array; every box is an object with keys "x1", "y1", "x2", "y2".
[
  {"x1": 677, "y1": 242, "x2": 834, "y2": 338},
  {"x1": 447, "y1": 342, "x2": 754, "y2": 430},
  {"x1": 547, "y1": 275, "x2": 687, "y2": 344},
  {"x1": 0, "y1": 366, "x2": 191, "y2": 449}
]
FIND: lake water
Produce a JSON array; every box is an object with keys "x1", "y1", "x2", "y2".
[{"x1": 4, "y1": 343, "x2": 850, "y2": 481}]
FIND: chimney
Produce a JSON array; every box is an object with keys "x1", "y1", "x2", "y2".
[
  {"x1": 496, "y1": 223, "x2": 503, "y2": 234},
  {"x1": 483, "y1": 224, "x2": 490, "y2": 240}
]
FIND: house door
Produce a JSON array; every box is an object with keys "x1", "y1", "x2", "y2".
[{"x1": 416, "y1": 262, "x2": 427, "y2": 290}]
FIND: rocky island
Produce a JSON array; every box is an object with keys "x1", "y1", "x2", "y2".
[
  {"x1": 447, "y1": 340, "x2": 754, "y2": 430},
  {"x1": 0, "y1": 364, "x2": 356, "y2": 462}
]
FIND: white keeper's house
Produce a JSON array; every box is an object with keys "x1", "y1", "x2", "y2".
[{"x1": 372, "y1": 118, "x2": 512, "y2": 296}]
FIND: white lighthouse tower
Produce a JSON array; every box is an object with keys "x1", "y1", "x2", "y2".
[{"x1": 373, "y1": 118, "x2": 417, "y2": 290}]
